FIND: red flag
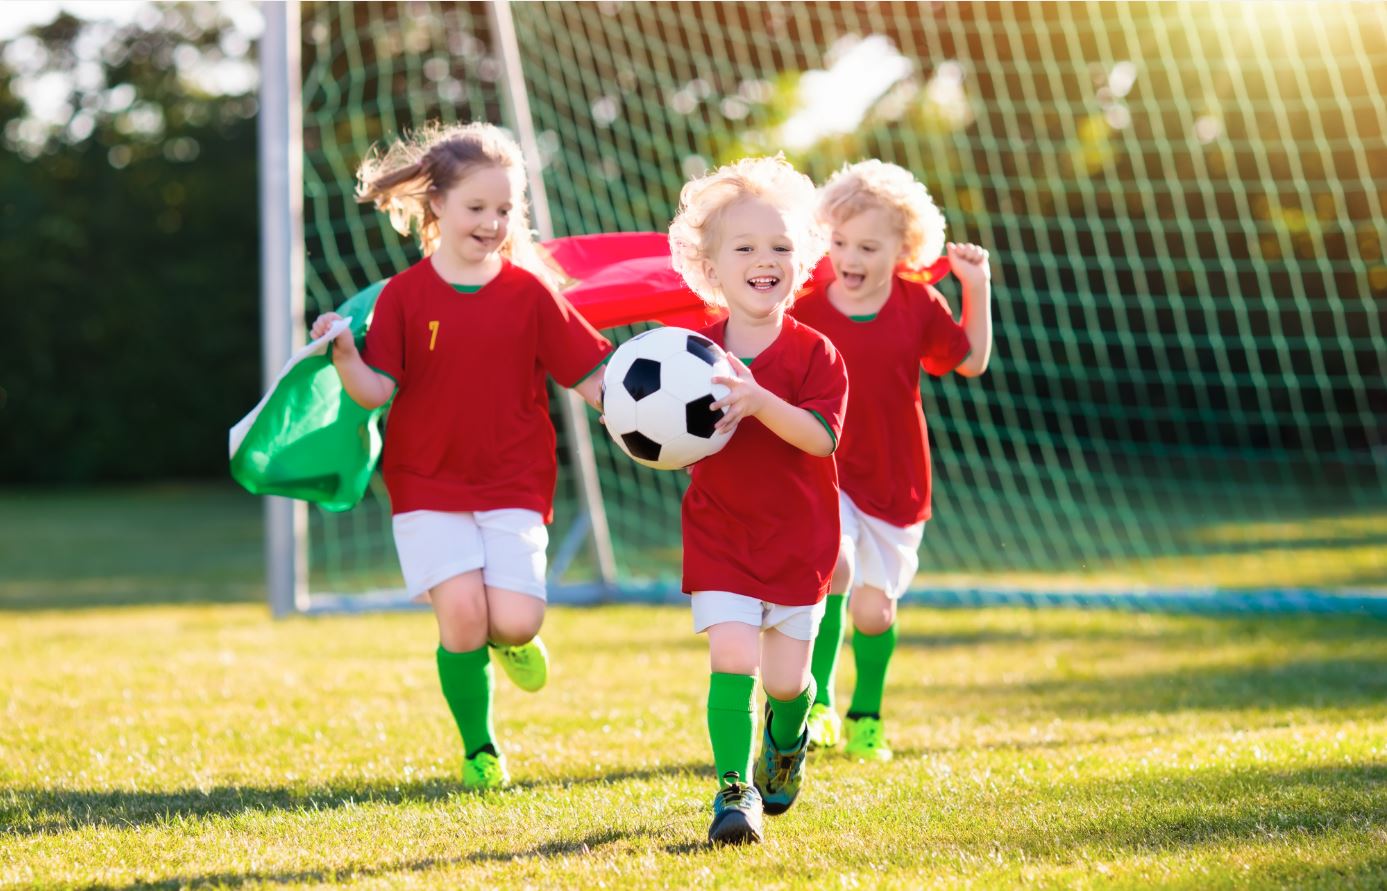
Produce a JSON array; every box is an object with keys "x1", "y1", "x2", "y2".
[
  {"x1": 539, "y1": 232, "x2": 721, "y2": 330},
  {"x1": 539, "y1": 232, "x2": 951, "y2": 331}
]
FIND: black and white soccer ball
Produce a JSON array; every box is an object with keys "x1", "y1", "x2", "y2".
[{"x1": 601, "y1": 326, "x2": 735, "y2": 470}]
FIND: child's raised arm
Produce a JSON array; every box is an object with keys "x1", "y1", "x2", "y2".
[{"x1": 947, "y1": 242, "x2": 993, "y2": 378}]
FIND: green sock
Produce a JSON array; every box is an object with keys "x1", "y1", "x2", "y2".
[
  {"x1": 848, "y1": 622, "x2": 898, "y2": 718},
  {"x1": 707, "y1": 672, "x2": 756, "y2": 785},
  {"x1": 436, "y1": 644, "x2": 495, "y2": 757},
  {"x1": 766, "y1": 678, "x2": 817, "y2": 750},
  {"x1": 809, "y1": 593, "x2": 848, "y2": 708}
]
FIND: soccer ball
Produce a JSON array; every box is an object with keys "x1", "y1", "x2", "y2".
[{"x1": 601, "y1": 326, "x2": 735, "y2": 470}]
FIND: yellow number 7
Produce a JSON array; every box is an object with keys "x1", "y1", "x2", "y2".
[{"x1": 428, "y1": 320, "x2": 440, "y2": 351}]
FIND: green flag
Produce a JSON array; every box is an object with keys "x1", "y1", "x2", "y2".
[{"x1": 229, "y1": 281, "x2": 391, "y2": 511}]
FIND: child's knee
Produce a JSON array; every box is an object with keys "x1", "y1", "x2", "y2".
[
  {"x1": 488, "y1": 613, "x2": 541, "y2": 647},
  {"x1": 762, "y1": 676, "x2": 809, "y2": 702},
  {"x1": 486, "y1": 593, "x2": 544, "y2": 646},
  {"x1": 432, "y1": 573, "x2": 489, "y2": 650},
  {"x1": 706, "y1": 622, "x2": 761, "y2": 676},
  {"x1": 851, "y1": 587, "x2": 895, "y2": 635}
]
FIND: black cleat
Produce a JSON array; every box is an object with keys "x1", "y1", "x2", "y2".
[{"x1": 707, "y1": 772, "x2": 765, "y2": 845}]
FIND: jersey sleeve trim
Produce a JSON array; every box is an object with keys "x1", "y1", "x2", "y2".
[
  {"x1": 809, "y1": 409, "x2": 838, "y2": 453},
  {"x1": 574, "y1": 351, "x2": 612, "y2": 386}
]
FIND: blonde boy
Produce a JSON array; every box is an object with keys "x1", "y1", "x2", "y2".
[
  {"x1": 668, "y1": 155, "x2": 848, "y2": 845},
  {"x1": 790, "y1": 160, "x2": 993, "y2": 760}
]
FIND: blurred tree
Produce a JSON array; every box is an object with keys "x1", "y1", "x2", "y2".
[{"x1": 0, "y1": 3, "x2": 260, "y2": 484}]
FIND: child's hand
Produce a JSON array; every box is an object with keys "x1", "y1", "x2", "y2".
[
  {"x1": 310, "y1": 312, "x2": 357, "y2": 357},
  {"x1": 710, "y1": 360, "x2": 768, "y2": 433},
  {"x1": 946, "y1": 242, "x2": 991, "y2": 290}
]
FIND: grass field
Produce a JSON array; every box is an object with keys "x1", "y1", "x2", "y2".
[{"x1": 2, "y1": 485, "x2": 1386, "y2": 889}]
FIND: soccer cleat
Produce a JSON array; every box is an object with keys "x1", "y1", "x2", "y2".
[
  {"x1": 806, "y1": 702, "x2": 843, "y2": 750},
  {"x1": 490, "y1": 637, "x2": 549, "y2": 692},
  {"x1": 462, "y1": 749, "x2": 509, "y2": 791},
  {"x1": 843, "y1": 715, "x2": 894, "y2": 762},
  {"x1": 707, "y1": 772, "x2": 764, "y2": 845},
  {"x1": 754, "y1": 709, "x2": 809, "y2": 816}
]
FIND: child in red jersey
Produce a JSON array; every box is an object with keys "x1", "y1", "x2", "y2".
[
  {"x1": 791, "y1": 160, "x2": 992, "y2": 762},
  {"x1": 667, "y1": 156, "x2": 849, "y2": 845},
  {"x1": 309, "y1": 122, "x2": 610, "y2": 791}
]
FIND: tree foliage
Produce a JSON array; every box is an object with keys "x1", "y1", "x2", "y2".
[{"x1": 0, "y1": 3, "x2": 260, "y2": 484}]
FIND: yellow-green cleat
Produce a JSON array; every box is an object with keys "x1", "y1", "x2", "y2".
[
  {"x1": 490, "y1": 637, "x2": 549, "y2": 692},
  {"x1": 843, "y1": 716, "x2": 893, "y2": 762},
  {"x1": 462, "y1": 749, "x2": 509, "y2": 791},
  {"x1": 754, "y1": 708, "x2": 809, "y2": 816},
  {"x1": 806, "y1": 702, "x2": 843, "y2": 750}
]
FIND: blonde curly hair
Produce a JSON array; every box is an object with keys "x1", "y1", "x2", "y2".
[
  {"x1": 355, "y1": 121, "x2": 559, "y2": 290},
  {"x1": 817, "y1": 160, "x2": 947, "y2": 271},
  {"x1": 668, "y1": 155, "x2": 827, "y2": 307}
]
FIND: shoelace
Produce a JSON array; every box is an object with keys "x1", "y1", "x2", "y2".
[
  {"x1": 771, "y1": 752, "x2": 798, "y2": 788},
  {"x1": 857, "y1": 722, "x2": 883, "y2": 746},
  {"x1": 718, "y1": 782, "x2": 752, "y2": 808}
]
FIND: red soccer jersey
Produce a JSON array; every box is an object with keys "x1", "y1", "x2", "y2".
[
  {"x1": 790, "y1": 273, "x2": 971, "y2": 526},
  {"x1": 362, "y1": 257, "x2": 610, "y2": 519},
  {"x1": 681, "y1": 315, "x2": 849, "y2": 607}
]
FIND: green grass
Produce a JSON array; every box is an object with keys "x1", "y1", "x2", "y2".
[
  {"x1": 0, "y1": 483, "x2": 263, "y2": 610},
  {"x1": 1, "y1": 484, "x2": 1385, "y2": 889}
]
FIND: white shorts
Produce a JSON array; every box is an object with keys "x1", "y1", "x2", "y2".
[
  {"x1": 839, "y1": 492, "x2": 925, "y2": 600},
  {"x1": 690, "y1": 590, "x2": 827, "y2": 642},
  {"x1": 391, "y1": 509, "x2": 548, "y2": 602}
]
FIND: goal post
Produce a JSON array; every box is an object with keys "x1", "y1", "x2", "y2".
[{"x1": 257, "y1": 0, "x2": 307, "y2": 617}]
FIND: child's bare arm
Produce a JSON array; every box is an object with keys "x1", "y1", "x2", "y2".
[
  {"x1": 947, "y1": 242, "x2": 993, "y2": 377},
  {"x1": 711, "y1": 361, "x2": 835, "y2": 457},
  {"x1": 573, "y1": 364, "x2": 605, "y2": 412},
  {"x1": 310, "y1": 313, "x2": 396, "y2": 409},
  {"x1": 753, "y1": 397, "x2": 835, "y2": 456}
]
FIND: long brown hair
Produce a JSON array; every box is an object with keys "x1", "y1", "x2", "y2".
[{"x1": 356, "y1": 121, "x2": 558, "y2": 288}]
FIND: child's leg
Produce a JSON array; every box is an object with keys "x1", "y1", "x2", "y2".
[
  {"x1": 705, "y1": 621, "x2": 760, "y2": 784},
  {"x1": 701, "y1": 611, "x2": 765, "y2": 845},
  {"x1": 432, "y1": 570, "x2": 497, "y2": 758},
  {"x1": 847, "y1": 585, "x2": 897, "y2": 720},
  {"x1": 811, "y1": 497, "x2": 859, "y2": 723},
  {"x1": 755, "y1": 616, "x2": 818, "y2": 816},
  {"x1": 843, "y1": 513, "x2": 919, "y2": 737},
  {"x1": 483, "y1": 586, "x2": 549, "y2": 693},
  {"x1": 762, "y1": 628, "x2": 816, "y2": 748},
  {"x1": 478, "y1": 509, "x2": 550, "y2": 692},
  {"x1": 485, "y1": 586, "x2": 545, "y2": 646},
  {"x1": 393, "y1": 511, "x2": 505, "y2": 786},
  {"x1": 809, "y1": 550, "x2": 852, "y2": 711}
]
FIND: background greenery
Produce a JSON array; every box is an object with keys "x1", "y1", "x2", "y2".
[{"x1": 0, "y1": 4, "x2": 260, "y2": 484}]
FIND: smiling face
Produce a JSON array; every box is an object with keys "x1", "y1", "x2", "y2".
[
  {"x1": 701, "y1": 197, "x2": 798, "y2": 321},
  {"x1": 429, "y1": 164, "x2": 517, "y2": 265},
  {"x1": 827, "y1": 203, "x2": 907, "y2": 303}
]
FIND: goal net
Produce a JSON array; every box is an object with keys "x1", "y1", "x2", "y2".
[{"x1": 284, "y1": 1, "x2": 1386, "y2": 610}]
